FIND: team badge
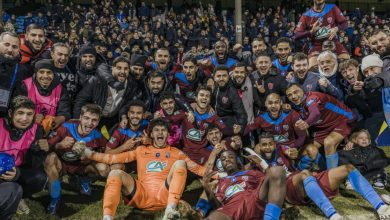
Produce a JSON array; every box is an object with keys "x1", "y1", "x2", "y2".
[
  {"x1": 109, "y1": 137, "x2": 116, "y2": 144},
  {"x1": 156, "y1": 153, "x2": 160, "y2": 158},
  {"x1": 283, "y1": 125, "x2": 289, "y2": 131},
  {"x1": 222, "y1": 97, "x2": 229, "y2": 104},
  {"x1": 268, "y1": 83, "x2": 274, "y2": 90},
  {"x1": 327, "y1": 17, "x2": 333, "y2": 24},
  {"x1": 306, "y1": 84, "x2": 313, "y2": 91}
]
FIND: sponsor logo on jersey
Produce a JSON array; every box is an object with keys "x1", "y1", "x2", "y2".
[
  {"x1": 186, "y1": 128, "x2": 204, "y2": 141},
  {"x1": 146, "y1": 161, "x2": 167, "y2": 172},
  {"x1": 273, "y1": 134, "x2": 289, "y2": 143},
  {"x1": 225, "y1": 183, "x2": 246, "y2": 199}
]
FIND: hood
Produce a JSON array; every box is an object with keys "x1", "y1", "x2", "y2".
[
  {"x1": 32, "y1": 72, "x2": 61, "y2": 94},
  {"x1": 76, "y1": 52, "x2": 107, "y2": 75}
]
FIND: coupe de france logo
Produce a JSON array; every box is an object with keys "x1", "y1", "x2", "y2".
[
  {"x1": 225, "y1": 183, "x2": 245, "y2": 199},
  {"x1": 146, "y1": 161, "x2": 167, "y2": 172}
]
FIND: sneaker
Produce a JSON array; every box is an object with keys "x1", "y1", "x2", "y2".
[
  {"x1": 162, "y1": 206, "x2": 180, "y2": 220},
  {"x1": 80, "y1": 178, "x2": 92, "y2": 196},
  {"x1": 345, "y1": 180, "x2": 354, "y2": 190},
  {"x1": 329, "y1": 213, "x2": 344, "y2": 220},
  {"x1": 47, "y1": 198, "x2": 60, "y2": 215},
  {"x1": 16, "y1": 199, "x2": 30, "y2": 215},
  {"x1": 374, "y1": 178, "x2": 387, "y2": 190},
  {"x1": 378, "y1": 205, "x2": 390, "y2": 220}
]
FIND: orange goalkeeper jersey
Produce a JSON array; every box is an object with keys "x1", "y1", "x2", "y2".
[{"x1": 90, "y1": 145, "x2": 206, "y2": 190}]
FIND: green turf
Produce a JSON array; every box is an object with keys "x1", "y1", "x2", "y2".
[{"x1": 13, "y1": 147, "x2": 390, "y2": 220}]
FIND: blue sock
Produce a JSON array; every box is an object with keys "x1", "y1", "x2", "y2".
[
  {"x1": 303, "y1": 176, "x2": 337, "y2": 218},
  {"x1": 264, "y1": 203, "x2": 282, "y2": 220},
  {"x1": 314, "y1": 153, "x2": 326, "y2": 170},
  {"x1": 195, "y1": 198, "x2": 212, "y2": 217},
  {"x1": 325, "y1": 153, "x2": 339, "y2": 169},
  {"x1": 348, "y1": 169, "x2": 384, "y2": 210},
  {"x1": 50, "y1": 179, "x2": 61, "y2": 201},
  {"x1": 297, "y1": 155, "x2": 313, "y2": 171}
]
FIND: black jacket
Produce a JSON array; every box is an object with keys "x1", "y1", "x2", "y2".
[
  {"x1": 122, "y1": 73, "x2": 191, "y2": 115},
  {"x1": 250, "y1": 70, "x2": 288, "y2": 112},
  {"x1": 375, "y1": 51, "x2": 390, "y2": 87},
  {"x1": 73, "y1": 63, "x2": 140, "y2": 119},
  {"x1": 339, "y1": 144, "x2": 390, "y2": 179},
  {"x1": 15, "y1": 74, "x2": 72, "y2": 119},
  {"x1": 212, "y1": 80, "x2": 248, "y2": 128},
  {"x1": 71, "y1": 52, "x2": 107, "y2": 87},
  {"x1": 0, "y1": 56, "x2": 28, "y2": 117}
]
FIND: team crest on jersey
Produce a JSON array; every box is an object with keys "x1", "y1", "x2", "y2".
[
  {"x1": 268, "y1": 83, "x2": 274, "y2": 90},
  {"x1": 146, "y1": 161, "x2": 167, "y2": 172},
  {"x1": 327, "y1": 17, "x2": 333, "y2": 24},
  {"x1": 283, "y1": 125, "x2": 289, "y2": 131},
  {"x1": 225, "y1": 183, "x2": 246, "y2": 199},
  {"x1": 186, "y1": 128, "x2": 204, "y2": 141},
  {"x1": 277, "y1": 157, "x2": 284, "y2": 164},
  {"x1": 222, "y1": 97, "x2": 229, "y2": 104},
  {"x1": 306, "y1": 84, "x2": 313, "y2": 91},
  {"x1": 306, "y1": 99, "x2": 315, "y2": 107},
  {"x1": 242, "y1": 176, "x2": 249, "y2": 181},
  {"x1": 109, "y1": 137, "x2": 116, "y2": 144}
]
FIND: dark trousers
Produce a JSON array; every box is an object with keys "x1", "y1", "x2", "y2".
[
  {"x1": 0, "y1": 182, "x2": 23, "y2": 220},
  {"x1": 364, "y1": 112, "x2": 385, "y2": 144},
  {"x1": 17, "y1": 166, "x2": 48, "y2": 197}
]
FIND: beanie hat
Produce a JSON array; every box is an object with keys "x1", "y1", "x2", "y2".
[
  {"x1": 79, "y1": 44, "x2": 97, "y2": 56},
  {"x1": 34, "y1": 59, "x2": 55, "y2": 73},
  {"x1": 130, "y1": 54, "x2": 146, "y2": 68},
  {"x1": 361, "y1": 54, "x2": 383, "y2": 72}
]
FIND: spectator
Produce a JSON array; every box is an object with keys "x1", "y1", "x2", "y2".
[{"x1": 340, "y1": 130, "x2": 390, "y2": 189}]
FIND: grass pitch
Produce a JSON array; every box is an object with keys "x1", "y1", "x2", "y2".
[{"x1": 13, "y1": 147, "x2": 390, "y2": 220}]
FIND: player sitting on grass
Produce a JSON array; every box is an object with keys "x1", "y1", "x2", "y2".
[
  {"x1": 250, "y1": 133, "x2": 390, "y2": 219},
  {"x1": 44, "y1": 104, "x2": 110, "y2": 215},
  {"x1": 285, "y1": 83, "x2": 355, "y2": 169},
  {"x1": 76, "y1": 118, "x2": 217, "y2": 220},
  {"x1": 202, "y1": 149, "x2": 286, "y2": 220}
]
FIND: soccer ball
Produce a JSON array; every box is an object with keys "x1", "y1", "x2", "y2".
[
  {"x1": 315, "y1": 27, "x2": 330, "y2": 40},
  {"x1": 0, "y1": 153, "x2": 15, "y2": 175},
  {"x1": 61, "y1": 141, "x2": 87, "y2": 162}
]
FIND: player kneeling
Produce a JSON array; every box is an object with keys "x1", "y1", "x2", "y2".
[
  {"x1": 202, "y1": 149, "x2": 286, "y2": 220},
  {"x1": 44, "y1": 104, "x2": 110, "y2": 214},
  {"x1": 76, "y1": 118, "x2": 214, "y2": 220},
  {"x1": 251, "y1": 133, "x2": 390, "y2": 219}
]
